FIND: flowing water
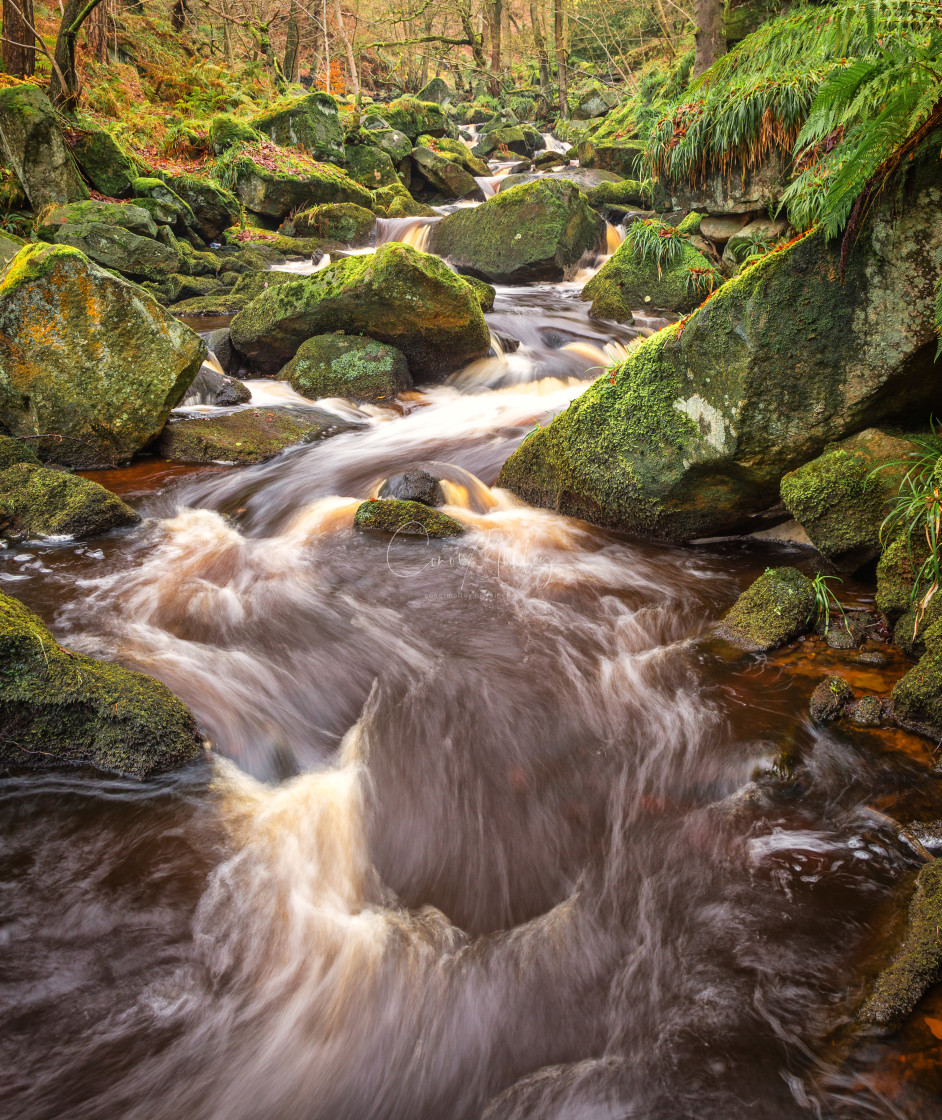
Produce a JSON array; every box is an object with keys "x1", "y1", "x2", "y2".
[{"x1": 2, "y1": 138, "x2": 942, "y2": 1120}]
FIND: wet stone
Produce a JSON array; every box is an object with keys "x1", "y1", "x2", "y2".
[
  {"x1": 825, "y1": 610, "x2": 870, "y2": 649},
  {"x1": 848, "y1": 696, "x2": 885, "y2": 727},
  {"x1": 809, "y1": 675, "x2": 853, "y2": 722},
  {"x1": 857, "y1": 650, "x2": 890, "y2": 666},
  {"x1": 378, "y1": 470, "x2": 444, "y2": 507},
  {"x1": 353, "y1": 498, "x2": 463, "y2": 538}
]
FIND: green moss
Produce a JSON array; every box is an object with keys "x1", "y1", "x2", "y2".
[
  {"x1": 381, "y1": 97, "x2": 448, "y2": 140},
  {"x1": 0, "y1": 590, "x2": 200, "y2": 778},
  {"x1": 416, "y1": 135, "x2": 489, "y2": 176},
  {"x1": 385, "y1": 195, "x2": 438, "y2": 218},
  {"x1": 344, "y1": 144, "x2": 401, "y2": 189},
  {"x1": 228, "y1": 149, "x2": 373, "y2": 219},
  {"x1": 353, "y1": 498, "x2": 464, "y2": 537},
  {"x1": 250, "y1": 92, "x2": 344, "y2": 162},
  {"x1": 286, "y1": 203, "x2": 376, "y2": 245},
  {"x1": 581, "y1": 235, "x2": 712, "y2": 318},
  {"x1": 209, "y1": 113, "x2": 261, "y2": 154},
  {"x1": 71, "y1": 126, "x2": 138, "y2": 197},
  {"x1": 464, "y1": 275, "x2": 496, "y2": 312},
  {"x1": 716, "y1": 566, "x2": 816, "y2": 651},
  {"x1": 892, "y1": 617, "x2": 942, "y2": 732},
  {"x1": 586, "y1": 179, "x2": 652, "y2": 209},
  {"x1": 859, "y1": 860, "x2": 942, "y2": 1025},
  {"x1": 877, "y1": 529, "x2": 929, "y2": 617},
  {"x1": 0, "y1": 435, "x2": 38, "y2": 469},
  {"x1": 0, "y1": 462, "x2": 139, "y2": 538},
  {"x1": 1, "y1": 242, "x2": 85, "y2": 294},
  {"x1": 281, "y1": 333, "x2": 411, "y2": 402}
]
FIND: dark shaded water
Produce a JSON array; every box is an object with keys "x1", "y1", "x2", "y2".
[{"x1": 2, "y1": 225, "x2": 942, "y2": 1120}]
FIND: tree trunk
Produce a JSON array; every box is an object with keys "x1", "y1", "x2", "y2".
[
  {"x1": 553, "y1": 0, "x2": 567, "y2": 119},
  {"x1": 49, "y1": 0, "x2": 108, "y2": 108},
  {"x1": 457, "y1": 0, "x2": 487, "y2": 72},
  {"x1": 487, "y1": 0, "x2": 501, "y2": 92},
  {"x1": 500, "y1": 0, "x2": 509, "y2": 79},
  {"x1": 284, "y1": 0, "x2": 301, "y2": 81},
  {"x1": 529, "y1": 0, "x2": 549, "y2": 94},
  {"x1": 693, "y1": 0, "x2": 726, "y2": 78},
  {"x1": 333, "y1": 0, "x2": 359, "y2": 96},
  {"x1": 86, "y1": 0, "x2": 108, "y2": 63},
  {"x1": 170, "y1": 0, "x2": 187, "y2": 32},
  {"x1": 2, "y1": 0, "x2": 35, "y2": 77}
]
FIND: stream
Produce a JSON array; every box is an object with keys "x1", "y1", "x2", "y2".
[{"x1": 2, "y1": 141, "x2": 941, "y2": 1120}]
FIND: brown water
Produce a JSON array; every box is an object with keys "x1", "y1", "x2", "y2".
[{"x1": 3, "y1": 204, "x2": 942, "y2": 1120}]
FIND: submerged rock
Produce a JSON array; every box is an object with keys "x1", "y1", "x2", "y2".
[
  {"x1": 859, "y1": 860, "x2": 942, "y2": 1025},
  {"x1": 432, "y1": 179, "x2": 603, "y2": 284},
  {"x1": 353, "y1": 498, "x2": 463, "y2": 537},
  {"x1": 280, "y1": 333, "x2": 411, "y2": 402},
  {"x1": 229, "y1": 243, "x2": 490, "y2": 379},
  {"x1": 715, "y1": 567, "x2": 815, "y2": 652},
  {"x1": 847, "y1": 695, "x2": 885, "y2": 727},
  {"x1": 0, "y1": 462, "x2": 139, "y2": 539},
  {"x1": 809, "y1": 675, "x2": 852, "y2": 721},
  {"x1": 497, "y1": 160, "x2": 942, "y2": 541},
  {"x1": 0, "y1": 590, "x2": 201, "y2": 778},
  {"x1": 0, "y1": 244, "x2": 206, "y2": 468},
  {"x1": 156, "y1": 405, "x2": 357, "y2": 464},
  {"x1": 0, "y1": 84, "x2": 88, "y2": 209},
  {"x1": 378, "y1": 470, "x2": 444, "y2": 506}
]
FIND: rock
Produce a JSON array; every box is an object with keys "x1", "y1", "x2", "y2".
[
  {"x1": 416, "y1": 77, "x2": 453, "y2": 105},
  {"x1": 857, "y1": 650, "x2": 889, "y2": 666},
  {"x1": 472, "y1": 125, "x2": 536, "y2": 159},
  {"x1": 577, "y1": 139, "x2": 644, "y2": 178},
  {"x1": 848, "y1": 696, "x2": 885, "y2": 727},
  {"x1": 497, "y1": 159, "x2": 942, "y2": 541},
  {"x1": 129, "y1": 177, "x2": 200, "y2": 235},
  {"x1": 892, "y1": 618, "x2": 942, "y2": 734},
  {"x1": 284, "y1": 202, "x2": 376, "y2": 245},
  {"x1": 465, "y1": 275, "x2": 496, "y2": 311},
  {"x1": 781, "y1": 429, "x2": 921, "y2": 573},
  {"x1": 204, "y1": 327, "x2": 240, "y2": 375},
  {"x1": 378, "y1": 469, "x2": 444, "y2": 506},
  {"x1": 416, "y1": 135, "x2": 488, "y2": 177},
  {"x1": 0, "y1": 244, "x2": 206, "y2": 468},
  {"x1": 0, "y1": 462, "x2": 140, "y2": 539},
  {"x1": 877, "y1": 528, "x2": 933, "y2": 620},
  {"x1": 714, "y1": 567, "x2": 816, "y2": 651},
  {"x1": 170, "y1": 268, "x2": 298, "y2": 317},
  {"x1": 497, "y1": 167, "x2": 622, "y2": 193},
  {"x1": 858, "y1": 860, "x2": 942, "y2": 1025},
  {"x1": 0, "y1": 590, "x2": 201, "y2": 778},
  {"x1": 208, "y1": 113, "x2": 260, "y2": 154},
  {"x1": 385, "y1": 195, "x2": 438, "y2": 219},
  {"x1": 279, "y1": 333, "x2": 411, "y2": 402},
  {"x1": 0, "y1": 433, "x2": 38, "y2": 469},
  {"x1": 165, "y1": 176, "x2": 241, "y2": 241},
  {"x1": 894, "y1": 598, "x2": 942, "y2": 661},
  {"x1": 411, "y1": 146, "x2": 482, "y2": 200},
  {"x1": 0, "y1": 230, "x2": 26, "y2": 268},
  {"x1": 70, "y1": 126, "x2": 137, "y2": 197},
  {"x1": 824, "y1": 610, "x2": 869, "y2": 649},
  {"x1": 581, "y1": 215, "x2": 715, "y2": 318},
  {"x1": 229, "y1": 242, "x2": 490, "y2": 379},
  {"x1": 155, "y1": 405, "x2": 356, "y2": 464},
  {"x1": 432, "y1": 179, "x2": 603, "y2": 284},
  {"x1": 250, "y1": 92, "x2": 345, "y2": 163},
  {"x1": 722, "y1": 217, "x2": 790, "y2": 270},
  {"x1": 229, "y1": 147, "x2": 372, "y2": 220},
  {"x1": 666, "y1": 152, "x2": 788, "y2": 215},
  {"x1": 353, "y1": 498, "x2": 463, "y2": 537},
  {"x1": 180, "y1": 365, "x2": 251, "y2": 407},
  {"x1": 809, "y1": 675, "x2": 853, "y2": 721},
  {"x1": 0, "y1": 84, "x2": 88, "y2": 209},
  {"x1": 586, "y1": 179, "x2": 651, "y2": 210},
  {"x1": 571, "y1": 84, "x2": 620, "y2": 120},
  {"x1": 699, "y1": 214, "x2": 751, "y2": 244},
  {"x1": 344, "y1": 142, "x2": 401, "y2": 188},
  {"x1": 145, "y1": 273, "x2": 225, "y2": 306},
  {"x1": 361, "y1": 125, "x2": 412, "y2": 164},
  {"x1": 37, "y1": 200, "x2": 158, "y2": 241},
  {"x1": 381, "y1": 97, "x2": 448, "y2": 140}
]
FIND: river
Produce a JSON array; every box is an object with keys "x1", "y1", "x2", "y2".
[{"x1": 1, "y1": 142, "x2": 941, "y2": 1120}]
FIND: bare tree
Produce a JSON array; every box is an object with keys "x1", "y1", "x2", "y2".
[
  {"x1": 529, "y1": 0, "x2": 549, "y2": 94},
  {"x1": 49, "y1": 0, "x2": 109, "y2": 107},
  {"x1": 2, "y1": 0, "x2": 35, "y2": 76},
  {"x1": 693, "y1": 0, "x2": 725, "y2": 77},
  {"x1": 553, "y1": 0, "x2": 567, "y2": 118},
  {"x1": 284, "y1": 0, "x2": 301, "y2": 79}
]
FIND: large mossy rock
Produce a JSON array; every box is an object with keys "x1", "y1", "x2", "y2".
[
  {"x1": 581, "y1": 219, "x2": 714, "y2": 318},
  {"x1": 229, "y1": 147, "x2": 372, "y2": 220},
  {"x1": 571, "y1": 84, "x2": 620, "y2": 121},
  {"x1": 156, "y1": 405, "x2": 357, "y2": 464},
  {"x1": 381, "y1": 97, "x2": 448, "y2": 141},
  {"x1": 37, "y1": 200, "x2": 158, "y2": 242},
  {"x1": 285, "y1": 202, "x2": 375, "y2": 245},
  {"x1": 431, "y1": 179, "x2": 603, "y2": 284},
  {"x1": 665, "y1": 152, "x2": 788, "y2": 216},
  {"x1": 715, "y1": 567, "x2": 815, "y2": 652},
  {"x1": 0, "y1": 244, "x2": 206, "y2": 468},
  {"x1": 344, "y1": 142, "x2": 401, "y2": 189},
  {"x1": 208, "y1": 113, "x2": 260, "y2": 154},
  {"x1": 779, "y1": 429, "x2": 921, "y2": 573},
  {"x1": 417, "y1": 135, "x2": 488, "y2": 177},
  {"x1": 0, "y1": 84, "x2": 88, "y2": 209},
  {"x1": 229, "y1": 242, "x2": 490, "y2": 379},
  {"x1": 472, "y1": 125, "x2": 536, "y2": 159},
  {"x1": 497, "y1": 168, "x2": 622, "y2": 194},
  {"x1": 0, "y1": 462, "x2": 140, "y2": 539},
  {"x1": 280, "y1": 333, "x2": 411, "y2": 401},
  {"x1": 70, "y1": 126, "x2": 137, "y2": 198},
  {"x1": 0, "y1": 590, "x2": 201, "y2": 778},
  {"x1": 577, "y1": 139, "x2": 643, "y2": 178},
  {"x1": 411, "y1": 146, "x2": 482, "y2": 200},
  {"x1": 170, "y1": 268, "x2": 298, "y2": 318},
  {"x1": 416, "y1": 77, "x2": 453, "y2": 105},
  {"x1": 353, "y1": 498, "x2": 464, "y2": 537},
  {"x1": 497, "y1": 162, "x2": 942, "y2": 542},
  {"x1": 250, "y1": 92, "x2": 345, "y2": 163},
  {"x1": 166, "y1": 175, "x2": 240, "y2": 241},
  {"x1": 361, "y1": 125, "x2": 412, "y2": 164},
  {"x1": 892, "y1": 617, "x2": 942, "y2": 734}
]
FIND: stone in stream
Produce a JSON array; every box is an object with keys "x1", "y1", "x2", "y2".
[
  {"x1": 250, "y1": 91, "x2": 345, "y2": 164},
  {"x1": 581, "y1": 212, "x2": 713, "y2": 319},
  {"x1": 416, "y1": 135, "x2": 489, "y2": 177},
  {"x1": 156, "y1": 405, "x2": 358, "y2": 464},
  {"x1": 181, "y1": 365, "x2": 251, "y2": 407},
  {"x1": 714, "y1": 567, "x2": 816, "y2": 652},
  {"x1": 497, "y1": 167, "x2": 623, "y2": 194},
  {"x1": 70, "y1": 125, "x2": 138, "y2": 198},
  {"x1": 0, "y1": 244, "x2": 206, "y2": 469},
  {"x1": 0, "y1": 461, "x2": 140, "y2": 540},
  {"x1": 353, "y1": 498, "x2": 463, "y2": 538},
  {"x1": 0, "y1": 84, "x2": 88, "y2": 209},
  {"x1": 893, "y1": 617, "x2": 942, "y2": 737},
  {"x1": 411, "y1": 147, "x2": 483, "y2": 201},
  {"x1": 0, "y1": 590, "x2": 202, "y2": 778},
  {"x1": 847, "y1": 695, "x2": 886, "y2": 727},
  {"x1": 171, "y1": 268, "x2": 299, "y2": 317},
  {"x1": 497, "y1": 157, "x2": 942, "y2": 542},
  {"x1": 280, "y1": 333, "x2": 411, "y2": 403},
  {"x1": 378, "y1": 470, "x2": 444, "y2": 507},
  {"x1": 808, "y1": 675, "x2": 853, "y2": 722},
  {"x1": 283, "y1": 202, "x2": 376, "y2": 245},
  {"x1": 431, "y1": 179, "x2": 603, "y2": 284},
  {"x1": 472, "y1": 124, "x2": 541, "y2": 159},
  {"x1": 229, "y1": 243, "x2": 490, "y2": 379},
  {"x1": 229, "y1": 147, "x2": 372, "y2": 220},
  {"x1": 577, "y1": 139, "x2": 644, "y2": 179}
]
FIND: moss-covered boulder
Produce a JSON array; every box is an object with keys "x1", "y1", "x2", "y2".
[
  {"x1": 37, "y1": 200, "x2": 158, "y2": 242},
  {"x1": 577, "y1": 139, "x2": 643, "y2": 178},
  {"x1": 780, "y1": 429, "x2": 921, "y2": 573},
  {"x1": 497, "y1": 168, "x2": 622, "y2": 195},
  {"x1": 411, "y1": 146, "x2": 482, "y2": 200},
  {"x1": 715, "y1": 567, "x2": 815, "y2": 652},
  {"x1": 250, "y1": 92, "x2": 345, "y2": 163},
  {"x1": 472, "y1": 125, "x2": 534, "y2": 159},
  {"x1": 431, "y1": 179, "x2": 603, "y2": 284},
  {"x1": 228, "y1": 146, "x2": 372, "y2": 220},
  {"x1": 497, "y1": 161, "x2": 942, "y2": 541},
  {"x1": 344, "y1": 142, "x2": 401, "y2": 188},
  {"x1": 571, "y1": 84, "x2": 620, "y2": 121},
  {"x1": 353, "y1": 498, "x2": 464, "y2": 537},
  {"x1": 280, "y1": 333, "x2": 411, "y2": 402},
  {"x1": 858, "y1": 860, "x2": 942, "y2": 1025},
  {"x1": 809, "y1": 675, "x2": 853, "y2": 722},
  {"x1": 416, "y1": 77, "x2": 453, "y2": 105},
  {"x1": 0, "y1": 590, "x2": 201, "y2": 778},
  {"x1": 285, "y1": 202, "x2": 376, "y2": 245},
  {"x1": 586, "y1": 179, "x2": 651, "y2": 210},
  {"x1": 71, "y1": 125, "x2": 138, "y2": 197},
  {"x1": 581, "y1": 220, "x2": 713, "y2": 318},
  {"x1": 0, "y1": 462, "x2": 140, "y2": 539},
  {"x1": 170, "y1": 267, "x2": 297, "y2": 317},
  {"x1": 0, "y1": 244, "x2": 206, "y2": 468},
  {"x1": 229, "y1": 242, "x2": 490, "y2": 379},
  {"x1": 0, "y1": 84, "x2": 88, "y2": 209},
  {"x1": 381, "y1": 97, "x2": 448, "y2": 141},
  {"x1": 416, "y1": 135, "x2": 489, "y2": 177},
  {"x1": 155, "y1": 404, "x2": 356, "y2": 464},
  {"x1": 0, "y1": 433, "x2": 38, "y2": 469},
  {"x1": 166, "y1": 175, "x2": 241, "y2": 241},
  {"x1": 892, "y1": 617, "x2": 942, "y2": 734},
  {"x1": 876, "y1": 529, "x2": 929, "y2": 619},
  {"x1": 0, "y1": 230, "x2": 26, "y2": 269},
  {"x1": 465, "y1": 275, "x2": 496, "y2": 312},
  {"x1": 362, "y1": 125, "x2": 412, "y2": 164},
  {"x1": 209, "y1": 113, "x2": 260, "y2": 154},
  {"x1": 385, "y1": 195, "x2": 438, "y2": 219}
]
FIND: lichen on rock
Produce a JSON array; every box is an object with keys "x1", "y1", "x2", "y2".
[{"x1": 280, "y1": 333, "x2": 411, "y2": 402}]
